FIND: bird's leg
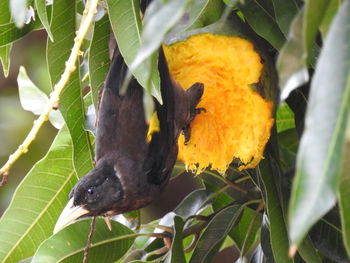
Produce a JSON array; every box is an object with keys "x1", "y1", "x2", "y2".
[
  {"x1": 104, "y1": 216, "x2": 112, "y2": 231},
  {"x1": 182, "y1": 82, "x2": 205, "y2": 145}
]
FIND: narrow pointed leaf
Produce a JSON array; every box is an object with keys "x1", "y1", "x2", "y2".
[
  {"x1": 278, "y1": 0, "x2": 329, "y2": 100},
  {"x1": 271, "y1": 0, "x2": 299, "y2": 35},
  {"x1": 128, "y1": 0, "x2": 189, "y2": 100},
  {"x1": 106, "y1": 0, "x2": 161, "y2": 102},
  {"x1": 89, "y1": 15, "x2": 110, "y2": 109},
  {"x1": 338, "y1": 128, "x2": 350, "y2": 256},
  {"x1": 189, "y1": 205, "x2": 243, "y2": 263},
  {"x1": 169, "y1": 216, "x2": 186, "y2": 263},
  {"x1": 17, "y1": 66, "x2": 48, "y2": 115},
  {"x1": 0, "y1": 1, "x2": 13, "y2": 76},
  {"x1": 35, "y1": 0, "x2": 53, "y2": 41},
  {"x1": 0, "y1": 127, "x2": 78, "y2": 263},
  {"x1": 47, "y1": 0, "x2": 94, "y2": 177},
  {"x1": 238, "y1": 0, "x2": 285, "y2": 50},
  {"x1": 31, "y1": 219, "x2": 135, "y2": 263},
  {"x1": 288, "y1": 0, "x2": 350, "y2": 247}
]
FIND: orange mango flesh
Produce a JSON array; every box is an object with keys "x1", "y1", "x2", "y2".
[{"x1": 163, "y1": 33, "x2": 274, "y2": 174}]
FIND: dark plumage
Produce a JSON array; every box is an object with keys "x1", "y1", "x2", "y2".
[{"x1": 54, "y1": 48, "x2": 204, "y2": 233}]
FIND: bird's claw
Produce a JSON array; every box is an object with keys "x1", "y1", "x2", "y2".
[{"x1": 182, "y1": 107, "x2": 206, "y2": 145}]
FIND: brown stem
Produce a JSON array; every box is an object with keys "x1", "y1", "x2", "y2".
[{"x1": 83, "y1": 216, "x2": 96, "y2": 263}]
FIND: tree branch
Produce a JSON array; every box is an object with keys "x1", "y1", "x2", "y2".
[{"x1": 0, "y1": 0, "x2": 99, "y2": 186}]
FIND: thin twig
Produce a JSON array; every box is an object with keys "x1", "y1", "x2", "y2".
[
  {"x1": 0, "y1": 0, "x2": 99, "y2": 186},
  {"x1": 83, "y1": 216, "x2": 96, "y2": 263}
]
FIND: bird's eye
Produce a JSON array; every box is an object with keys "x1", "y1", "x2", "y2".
[{"x1": 87, "y1": 188, "x2": 94, "y2": 195}]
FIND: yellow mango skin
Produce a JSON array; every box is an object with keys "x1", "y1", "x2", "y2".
[{"x1": 163, "y1": 33, "x2": 274, "y2": 173}]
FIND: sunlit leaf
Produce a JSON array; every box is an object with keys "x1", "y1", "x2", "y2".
[
  {"x1": 288, "y1": 0, "x2": 350, "y2": 247},
  {"x1": 319, "y1": 0, "x2": 343, "y2": 38},
  {"x1": 18, "y1": 66, "x2": 48, "y2": 115},
  {"x1": 0, "y1": 127, "x2": 77, "y2": 263},
  {"x1": 47, "y1": 0, "x2": 94, "y2": 177},
  {"x1": 0, "y1": 0, "x2": 12, "y2": 76},
  {"x1": 31, "y1": 219, "x2": 135, "y2": 263}
]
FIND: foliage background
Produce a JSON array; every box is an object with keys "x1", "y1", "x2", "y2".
[{"x1": 0, "y1": 0, "x2": 349, "y2": 262}]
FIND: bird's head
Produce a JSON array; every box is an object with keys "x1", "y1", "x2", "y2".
[{"x1": 53, "y1": 162, "x2": 124, "y2": 233}]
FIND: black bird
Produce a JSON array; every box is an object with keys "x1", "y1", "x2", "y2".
[{"x1": 54, "y1": 48, "x2": 204, "y2": 233}]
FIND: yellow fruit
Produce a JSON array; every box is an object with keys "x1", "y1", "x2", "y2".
[{"x1": 163, "y1": 33, "x2": 274, "y2": 174}]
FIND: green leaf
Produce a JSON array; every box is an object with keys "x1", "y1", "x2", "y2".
[
  {"x1": 278, "y1": 0, "x2": 329, "y2": 100},
  {"x1": 0, "y1": 44, "x2": 12, "y2": 77},
  {"x1": 189, "y1": 205, "x2": 243, "y2": 263},
  {"x1": 238, "y1": 0, "x2": 285, "y2": 50},
  {"x1": 129, "y1": 0, "x2": 190, "y2": 99},
  {"x1": 271, "y1": 0, "x2": 299, "y2": 35},
  {"x1": 288, "y1": 0, "x2": 350, "y2": 247},
  {"x1": 106, "y1": 0, "x2": 161, "y2": 102},
  {"x1": 31, "y1": 219, "x2": 135, "y2": 263},
  {"x1": 257, "y1": 157, "x2": 292, "y2": 262},
  {"x1": 0, "y1": 0, "x2": 12, "y2": 76},
  {"x1": 89, "y1": 14, "x2": 110, "y2": 109},
  {"x1": 278, "y1": 128, "x2": 299, "y2": 169},
  {"x1": 173, "y1": 189, "x2": 213, "y2": 219},
  {"x1": 35, "y1": 0, "x2": 53, "y2": 41},
  {"x1": 338, "y1": 126, "x2": 350, "y2": 256},
  {"x1": 0, "y1": 127, "x2": 78, "y2": 263},
  {"x1": 0, "y1": 19, "x2": 41, "y2": 47},
  {"x1": 319, "y1": 0, "x2": 343, "y2": 38},
  {"x1": 169, "y1": 216, "x2": 186, "y2": 263},
  {"x1": 229, "y1": 207, "x2": 261, "y2": 255},
  {"x1": 276, "y1": 102, "x2": 295, "y2": 133},
  {"x1": 47, "y1": 0, "x2": 94, "y2": 177}
]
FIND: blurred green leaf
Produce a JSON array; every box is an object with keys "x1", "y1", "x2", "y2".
[
  {"x1": 128, "y1": 0, "x2": 192, "y2": 102},
  {"x1": 35, "y1": 0, "x2": 53, "y2": 41},
  {"x1": 319, "y1": 0, "x2": 343, "y2": 38},
  {"x1": 17, "y1": 66, "x2": 64, "y2": 128},
  {"x1": 271, "y1": 0, "x2": 299, "y2": 35},
  {"x1": 189, "y1": 205, "x2": 243, "y2": 263},
  {"x1": 169, "y1": 216, "x2": 186, "y2": 263},
  {"x1": 89, "y1": 14, "x2": 110, "y2": 109},
  {"x1": 238, "y1": 0, "x2": 285, "y2": 50},
  {"x1": 288, "y1": 0, "x2": 350, "y2": 247},
  {"x1": 278, "y1": 0, "x2": 329, "y2": 100},
  {"x1": 276, "y1": 102, "x2": 295, "y2": 133},
  {"x1": 165, "y1": 0, "x2": 224, "y2": 43},
  {"x1": 31, "y1": 219, "x2": 135, "y2": 263},
  {"x1": 338, "y1": 132, "x2": 350, "y2": 256},
  {"x1": 47, "y1": 0, "x2": 94, "y2": 177},
  {"x1": 17, "y1": 66, "x2": 48, "y2": 115},
  {"x1": 106, "y1": 0, "x2": 161, "y2": 102},
  {"x1": 0, "y1": 127, "x2": 78, "y2": 263},
  {"x1": 10, "y1": 0, "x2": 29, "y2": 28}
]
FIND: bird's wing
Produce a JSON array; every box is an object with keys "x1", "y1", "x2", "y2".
[
  {"x1": 94, "y1": 52, "x2": 148, "y2": 163},
  {"x1": 143, "y1": 49, "x2": 177, "y2": 186}
]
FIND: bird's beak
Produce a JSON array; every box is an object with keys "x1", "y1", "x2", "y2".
[{"x1": 53, "y1": 198, "x2": 90, "y2": 234}]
